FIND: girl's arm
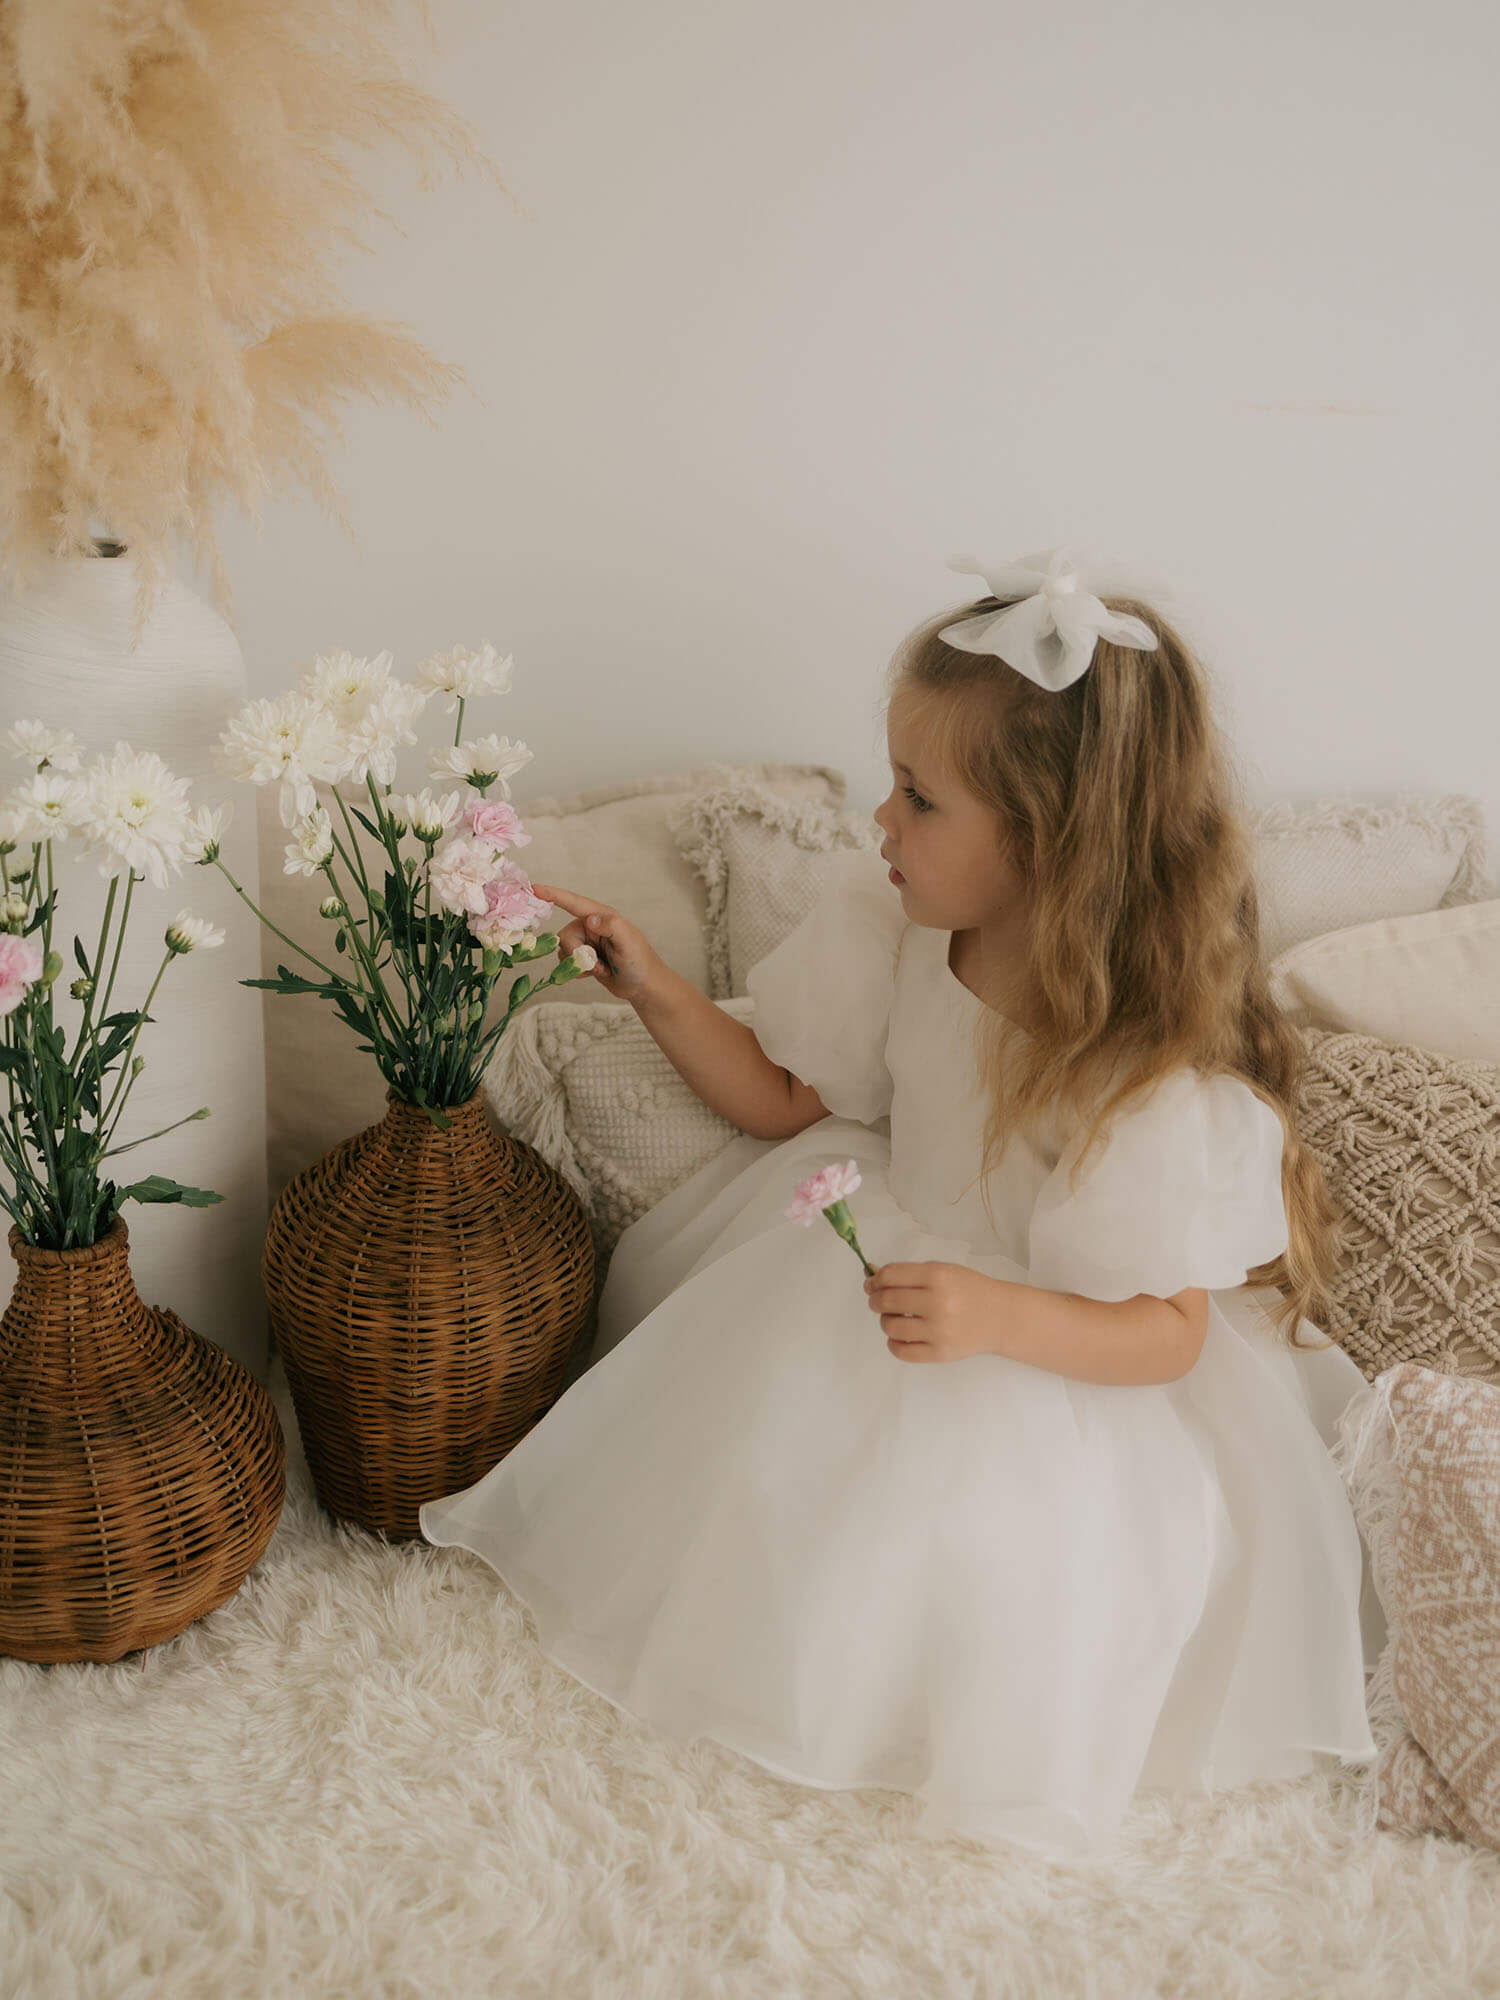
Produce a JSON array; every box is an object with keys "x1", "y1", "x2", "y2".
[
  {"x1": 988, "y1": 1280, "x2": 1211, "y2": 1385},
  {"x1": 865, "y1": 1263, "x2": 1211, "y2": 1384},
  {"x1": 633, "y1": 964, "x2": 829, "y2": 1140},
  {"x1": 533, "y1": 882, "x2": 830, "y2": 1140}
]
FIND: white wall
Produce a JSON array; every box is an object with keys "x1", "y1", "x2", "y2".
[{"x1": 213, "y1": 0, "x2": 1500, "y2": 875}]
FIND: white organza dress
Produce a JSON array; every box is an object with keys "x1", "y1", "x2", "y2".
[{"x1": 420, "y1": 851, "x2": 1380, "y2": 1854}]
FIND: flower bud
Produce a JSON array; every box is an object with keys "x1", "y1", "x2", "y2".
[
  {"x1": 41, "y1": 950, "x2": 63, "y2": 985},
  {"x1": 0, "y1": 892, "x2": 27, "y2": 931},
  {"x1": 70, "y1": 976, "x2": 94, "y2": 1001},
  {"x1": 131, "y1": 1056, "x2": 145, "y2": 1077},
  {"x1": 319, "y1": 895, "x2": 345, "y2": 920}
]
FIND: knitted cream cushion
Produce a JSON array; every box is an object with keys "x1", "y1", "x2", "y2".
[
  {"x1": 1295, "y1": 1026, "x2": 1500, "y2": 1381},
  {"x1": 1269, "y1": 898, "x2": 1500, "y2": 1068},
  {"x1": 483, "y1": 997, "x2": 755, "y2": 1260},
  {"x1": 1335, "y1": 1364, "x2": 1500, "y2": 1849},
  {"x1": 672, "y1": 781, "x2": 1491, "y2": 998},
  {"x1": 260, "y1": 763, "x2": 843, "y2": 1195}
]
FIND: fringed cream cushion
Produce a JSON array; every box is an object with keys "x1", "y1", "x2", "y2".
[
  {"x1": 1296, "y1": 1027, "x2": 1500, "y2": 1380},
  {"x1": 1335, "y1": 1365, "x2": 1500, "y2": 1849},
  {"x1": 484, "y1": 997, "x2": 754, "y2": 1259},
  {"x1": 670, "y1": 774, "x2": 884, "y2": 999}
]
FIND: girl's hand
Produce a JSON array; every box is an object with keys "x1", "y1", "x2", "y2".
[
  {"x1": 530, "y1": 883, "x2": 663, "y2": 1004},
  {"x1": 863, "y1": 1261, "x2": 1009, "y2": 1364}
]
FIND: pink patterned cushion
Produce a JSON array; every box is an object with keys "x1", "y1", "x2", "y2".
[{"x1": 1339, "y1": 1363, "x2": 1500, "y2": 1846}]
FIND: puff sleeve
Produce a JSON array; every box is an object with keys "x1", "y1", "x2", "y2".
[
  {"x1": 1026, "y1": 1068, "x2": 1290, "y2": 1301},
  {"x1": 743, "y1": 846, "x2": 909, "y2": 1126}
]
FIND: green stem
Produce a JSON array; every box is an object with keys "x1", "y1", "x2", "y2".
[
  {"x1": 102, "y1": 1107, "x2": 209, "y2": 1158},
  {"x1": 97, "y1": 870, "x2": 137, "y2": 1024},
  {"x1": 213, "y1": 858, "x2": 336, "y2": 978},
  {"x1": 97, "y1": 950, "x2": 173, "y2": 1148}
]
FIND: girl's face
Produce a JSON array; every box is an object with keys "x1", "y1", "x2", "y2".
[{"x1": 873, "y1": 698, "x2": 1028, "y2": 934}]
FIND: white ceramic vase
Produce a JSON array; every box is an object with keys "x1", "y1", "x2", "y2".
[{"x1": 0, "y1": 543, "x2": 271, "y2": 1380}]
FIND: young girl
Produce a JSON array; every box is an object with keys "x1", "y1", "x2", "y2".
[{"x1": 419, "y1": 546, "x2": 1380, "y2": 1855}]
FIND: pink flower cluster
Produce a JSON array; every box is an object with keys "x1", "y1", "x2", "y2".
[
  {"x1": 0, "y1": 932, "x2": 43, "y2": 1018},
  {"x1": 785, "y1": 1160, "x2": 862, "y2": 1226},
  {"x1": 424, "y1": 800, "x2": 551, "y2": 955}
]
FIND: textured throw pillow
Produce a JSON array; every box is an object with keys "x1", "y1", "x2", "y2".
[
  {"x1": 1293, "y1": 1026, "x2": 1500, "y2": 1380},
  {"x1": 673, "y1": 779, "x2": 1490, "y2": 999},
  {"x1": 1250, "y1": 793, "x2": 1488, "y2": 962},
  {"x1": 1269, "y1": 898, "x2": 1500, "y2": 1069},
  {"x1": 670, "y1": 775, "x2": 886, "y2": 998},
  {"x1": 1335, "y1": 1364, "x2": 1500, "y2": 1849},
  {"x1": 260, "y1": 762, "x2": 843, "y2": 1194},
  {"x1": 484, "y1": 996, "x2": 756, "y2": 1260}
]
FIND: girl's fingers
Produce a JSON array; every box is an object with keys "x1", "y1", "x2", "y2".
[
  {"x1": 530, "y1": 882, "x2": 612, "y2": 922},
  {"x1": 868, "y1": 1290, "x2": 927, "y2": 1317}
]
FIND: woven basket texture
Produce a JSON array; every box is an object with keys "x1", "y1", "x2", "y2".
[
  {"x1": 262, "y1": 1092, "x2": 595, "y2": 1540},
  {"x1": 0, "y1": 1217, "x2": 286, "y2": 1664}
]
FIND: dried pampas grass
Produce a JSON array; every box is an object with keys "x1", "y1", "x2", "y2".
[{"x1": 0, "y1": 0, "x2": 504, "y2": 632}]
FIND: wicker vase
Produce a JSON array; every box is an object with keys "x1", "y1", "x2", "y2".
[
  {"x1": 0, "y1": 1218, "x2": 287, "y2": 1664},
  {"x1": 261, "y1": 1091, "x2": 596, "y2": 1540}
]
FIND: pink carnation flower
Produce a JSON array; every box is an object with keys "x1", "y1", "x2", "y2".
[
  {"x1": 0, "y1": 931, "x2": 44, "y2": 1017},
  {"x1": 467, "y1": 857, "x2": 555, "y2": 952},
  {"x1": 786, "y1": 1160, "x2": 863, "y2": 1226},
  {"x1": 465, "y1": 799, "x2": 531, "y2": 852}
]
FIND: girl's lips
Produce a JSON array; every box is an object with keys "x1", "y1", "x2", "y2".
[{"x1": 888, "y1": 864, "x2": 904, "y2": 885}]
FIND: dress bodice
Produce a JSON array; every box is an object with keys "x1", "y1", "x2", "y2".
[{"x1": 884, "y1": 923, "x2": 1062, "y2": 1259}]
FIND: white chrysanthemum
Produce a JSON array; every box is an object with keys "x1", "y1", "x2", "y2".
[
  {"x1": 427, "y1": 734, "x2": 533, "y2": 798},
  {"x1": 426, "y1": 833, "x2": 495, "y2": 917},
  {"x1": 3, "y1": 771, "x2": 86, "y2": 844},
  {"x1": 389, "y1": 788, "x2": 462, "y2": 842},
  {"x1": 5, "y1": 720, "x2": 83, "y2": 773},
  {"x1": 0, "y1": 892, "x2": 28, "y2": 930},
  {"x1": 300, "y1": 648, "x2": 397, "y2": 722},
  {"x1": 413, "y1": 641, "x2": 514, "y2": 711},
  {"x1": 165, "y1": 912, "x2": 226, "y2": 955},
  {"x1": 341, "y1": 681, "x2": 427, "y2": 787},
  {"x1": 79, "y1": 746, "x2": 193, "y2": 888},
  {"x1": 215, "y1": 692, "x2": 347, "y2": 826},
  {"x1": 283, "y1": 808, "x2": 335, "y2": 878},
  {"x1": 184, "y1": 802, "x2": 233, "y2": 866}
]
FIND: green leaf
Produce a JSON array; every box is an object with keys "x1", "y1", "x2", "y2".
[
  {"x1": 119, "y1": 1175, "x2": 225, "y2": 1208},
  {"x1": 334, "y1": 929, "x2": 346, "y2": 954},
  {"x1": 241, "y1": 973, "x2": 327, "y2": 996},
  {"x1": 352, "y1": 806, "x2": 384, "y2": 842},
  {"x1": 72, "y1": 935, "x2": 90, "y2": 976}
]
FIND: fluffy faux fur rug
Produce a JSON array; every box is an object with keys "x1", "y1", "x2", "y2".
[{"x1": 3, "y1": 1360, "x2": 1499, "y2": 2000}]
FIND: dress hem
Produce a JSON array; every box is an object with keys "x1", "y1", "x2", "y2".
[{"x1": 421, "y1": 1510, "x2": 1378, "y2": 1852}]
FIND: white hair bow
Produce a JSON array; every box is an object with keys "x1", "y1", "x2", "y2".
[{"x1": 938, "y1": 546, "x2": 1163, "y2": 692}]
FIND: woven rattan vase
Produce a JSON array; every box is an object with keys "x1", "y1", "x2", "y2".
[
  {"x1": 262, "y1": 1090, "x2": 595, "y2": 1540},
  {"x1": 0, "y1": 1218, "x2": 286, "y2": 1664}
]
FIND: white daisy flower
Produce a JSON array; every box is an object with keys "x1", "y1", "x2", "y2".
[
  {"x1": 165, "y1": 912, "x2": 226, "y2": 955},
  {"x1": 0, "y1": 891, "x2": 29, "y2": 930},
  {"x1": 427, "y1": 734, "x2": 533, "y2": 798},
  {"x1": 3, "y1": 771, "x2": 86, "y2": 844},
  {"x1": 79, "y1": 746, "x2": 193, "y2": 888},
  {"x1": 283, "y1": 807, "x2": 335, "y2": 878},
  {"x1": 299, "y1": 648, "x2": 399, "y2": 724},
  {"x1": 4, "y1": 720, "x2": 83, "y2": 773},
  {"x1": 184, "y1": 803, "x2": 233, "y2": 866},
  {"x1": 413, "y1": 641, "x2": 514, "y2": 711},
  {"x1": 389, "y1": 788, "x2": 462, "y2": 843},
  {"x1": 215, "y1": 692, "x2": 348, "y2": 827},
  {"x1": 341, "y1": 681, "x2": 427, "y2": 788}
]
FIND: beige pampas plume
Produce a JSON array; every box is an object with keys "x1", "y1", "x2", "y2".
[{"x1": 0, "y1": 0, "x2": 506, "y2": 634}]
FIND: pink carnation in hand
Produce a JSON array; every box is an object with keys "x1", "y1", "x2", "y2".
[
  {"x1": 786, "y1": 1160, "x2": 862, "y2": 1226},
  {"x1": 465, "y1": 799, "x2": 531, "y2": 852},
  {"x1": 467, "y1": 857, "x2": 555, "y2": 951},
  {"x1": 0, "y1": 931, "x2": 43, "y2": 1017}
]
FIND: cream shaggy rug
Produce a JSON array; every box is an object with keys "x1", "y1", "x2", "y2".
[{"x1": 4, "y1": 1357, "x2": 1500, "y2": 2000}]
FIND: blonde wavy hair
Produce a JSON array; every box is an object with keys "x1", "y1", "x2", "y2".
[{"x1": 883, "y1": 595, "x2": 1339, "y2": 1346}]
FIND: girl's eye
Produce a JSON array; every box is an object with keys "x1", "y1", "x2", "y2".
[{"x1": 903, "y1": 785, "x2": 932, "y2": 814}]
